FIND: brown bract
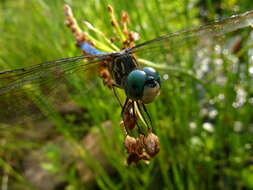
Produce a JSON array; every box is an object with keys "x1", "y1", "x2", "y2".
[
  {"x1": 123, "y1": 130, "x2": 160, "y2": 165},
  {"x1": 144, "y1": 129, "x2": 160, "y2": 157},
  {"x1": 64, "y1": 4, "x2": 86, "y2": 45},
  {"x1": 98, "y1": 64, "x2": 114, "y2": 89},
  {"x1": 124, "y1": 135, "x2": 150, "y2": 165},
  {"x1": 122, "y1": 100, "x2": 137, "y2": 130}
]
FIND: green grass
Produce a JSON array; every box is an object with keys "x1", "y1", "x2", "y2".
[{"x1": 0, "y1": 0, "x2": 253, "y2": 189}]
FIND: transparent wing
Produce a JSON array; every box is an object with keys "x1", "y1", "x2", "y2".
[
  {"x1": 0, "y1": 53, "x2": 112, "y2": 125},
  {"x1": 130, "y1": 10, "x2": 253, "y2": 67}
]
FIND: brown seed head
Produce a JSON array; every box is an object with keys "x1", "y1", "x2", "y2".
[
  {"x1": 110, "y1": 37, "x2": 115, "y2": 43},
  {"x1": 124, "y1": 135, "x2": 137, "y2": 153},
  {"x1": 111, "y1": 20, "x2": 117, "y2": 27},
  {"x1": 124, "y1": 135, "x2": 151, "y2": 165},
  {"x1": 64, "y1": 20, "x2": 71, "y2": 27},
  {"x1": 98, "y1": 66, "x2": 113, "y2": 88},
  {"x1": 122, "y1": 111, "x2": 136, "y2": 130},
  {"x1": 108, "y1": 5, "x2": 113, "y2": 13},
  {"x1": 122, "y1": 100, "x2": 137, "y2": 130},
  {"x1": 129, "y1": 31, "x2": 140, "y2": 41},
  {"x1": 121, "y1": 11, "x2": 129, "y2": 23},
  {"x1": 144, "y1": 131, "x2": 160, "y2": 157},
  {"x1": 64, "y1": 4, "x2": 73, "y2": 17}
]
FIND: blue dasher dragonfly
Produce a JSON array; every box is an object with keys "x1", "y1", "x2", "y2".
[{"x1": 0, "y1": 9, "x2": 252, "y2": 133}]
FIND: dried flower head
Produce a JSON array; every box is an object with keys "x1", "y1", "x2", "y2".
[
  {"x1": 124, "y1": 135, "x2": 137, "y2": 152},
  {"x1": 144, "y1": 130, "x2": 160, "y2": 157},
  {"x1": 122, "y1": 101, "x2": 136, "y2": 131},
  {"x1": 98, "y1": 64, "x2": 114, "y2": 89},
  {"x1": 64, "y1": 4, "x2": 139, "y2": 90},
  {"x1": 64, "y1": 4, "x2": 84, "y2": 44},
  {"x1": 124, "y1": 135, "x2": 150, "y2": 165}
]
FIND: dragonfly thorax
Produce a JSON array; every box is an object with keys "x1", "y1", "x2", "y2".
[{"x1": 109, "y1": 54, "x2": 138, "y2": 88}]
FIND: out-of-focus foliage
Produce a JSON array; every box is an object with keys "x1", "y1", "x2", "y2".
[{"x1": 0, "y1": 0, "x2": 252, "y2": 190}]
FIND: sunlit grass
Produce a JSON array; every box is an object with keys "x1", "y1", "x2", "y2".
[{"x1": 0, "y1": 0, "x2": 253, "y2": 189}]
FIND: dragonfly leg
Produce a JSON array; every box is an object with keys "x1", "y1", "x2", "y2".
[
  {"x1": 121, "y1": 97, "x2": 129, "y2": 116},
  {"x1": 136, "y1": 101, "x2": 152, "y2": 132},
  {"x1": 132, "y1": 101, "x2": 144, "y2": 135},
  {"x1": 142, "y1": 103, "x2": 154, "y2": 132},
  {"x1": 121, "y1": 97, "x2": 130, "y2": 135},
  {"x1": 112, "y1": 85, "x2": 123, "y2": 108}
]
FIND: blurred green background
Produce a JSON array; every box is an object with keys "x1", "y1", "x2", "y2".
[{"x1": 0, "y1": 0, "x2": 253, "y2": 189}]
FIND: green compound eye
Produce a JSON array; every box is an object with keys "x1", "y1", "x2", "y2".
[
  {"x1": 142, "y1": 67, "x2": 161, "y2": 87},
  {"x1": 124, "y1": 67, "x2": 161, "y2": 103},
  {"x1": 125, "y1": 70, "x2": 146, "y2": 100}
]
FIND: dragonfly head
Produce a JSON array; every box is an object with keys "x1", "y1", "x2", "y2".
[{"x1": 124, "y1": 67, "x2": 161, "y2": 104}]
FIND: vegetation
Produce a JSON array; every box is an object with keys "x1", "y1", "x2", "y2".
[{"x1": 0, "y1": 0, "x2": 253, "y2": 189}]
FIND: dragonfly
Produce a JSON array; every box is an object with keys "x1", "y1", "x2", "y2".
[{"x1": 0, "y1": 9, "x2": 253, "y2": 132}]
